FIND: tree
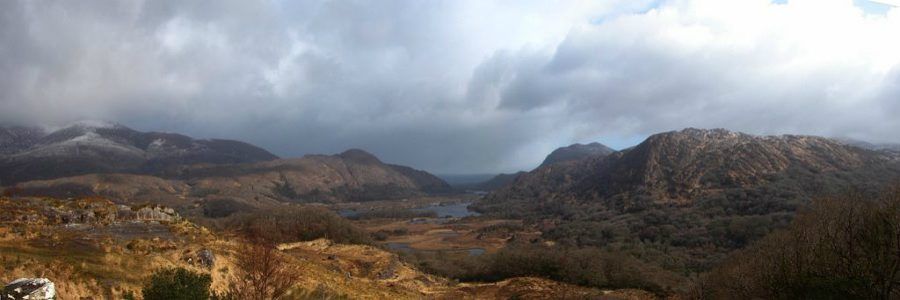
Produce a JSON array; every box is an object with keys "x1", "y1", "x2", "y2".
[
  {"x1": 227, "y1": 235, "x2": 300, "y2": 300},
  {"x1": 142, "y1": 268, "x2": 212, "y2": 300},
  {"x1": 696, "y1": 185, "x2": 900, "y2": 299}
]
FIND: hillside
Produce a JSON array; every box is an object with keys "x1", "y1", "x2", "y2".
[
  {"x1": 0, "y1": 196, "x2": 641, "y2": 300},
  {"x1": 173, "y1": 149, "x2": 454, "y2": 204},
  {"x1": 0, "y1": 121, "x2": 278, "y2": 185},
  {"x1": 6, "y1": 149, "x2": 455, "y2": 213},
  {"x1": 474, "y1": 128, "x2": 900, "y2": 276},
  {"x1": 481, "y1": 128, "x2": 898, "y2": 212}
]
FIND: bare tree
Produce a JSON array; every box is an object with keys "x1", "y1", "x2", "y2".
[{"x1": 227, "y1": 235, "x2": 300, "y2": 300}]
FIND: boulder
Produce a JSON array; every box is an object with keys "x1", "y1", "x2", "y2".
[
  {"x1": 134, "y1": 206, "x2": 179, "y2": 222},
  {"x1": 118, "y1": 205, "x2": 180, "y2": 223},
  {"x1": 2, "y1": 278, "x2": 56, "y2": 300},
  {"x1": 198, "y1": 249, "x2": 215, "y2": 269}
]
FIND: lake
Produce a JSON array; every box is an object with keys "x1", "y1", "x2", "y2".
[
  {"x1": 385, "y1": 242, "x2": 486, "y2": 256},
  {"x1": 415, "y1": 202, "x2": 480, "y2": 218},
  {"x1": 338, "y1": 201, "x2": 480, "y2": 219}
]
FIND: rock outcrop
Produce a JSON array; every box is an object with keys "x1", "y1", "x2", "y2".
[
  {"x1": 0, "y1": 197, "x2": 180, "y2": 227},
  {"x1": 2, "y1": 278, "x2": 56, "y2": 300}
]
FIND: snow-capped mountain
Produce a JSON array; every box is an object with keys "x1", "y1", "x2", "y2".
[{"x1": 0, "y1": 121, "x2": 278, "y2": 185}]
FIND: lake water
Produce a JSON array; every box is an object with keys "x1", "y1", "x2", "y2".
[
  {"x1": 385, "y1": 242, "x2": 485, "y2": 256},
  {"x1": 415, "y1": 202, "x2": 480, "y2": 218},
  {"x1": 338, "y1": 201, "x2": 480, "y2": 219},
  {"x1": 337, "y1": 209, "x2": 359, "y2": 218}
]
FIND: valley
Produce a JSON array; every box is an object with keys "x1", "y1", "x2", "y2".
[
  {"x1": 0, "y1": 195, "x2": 647, "y2": 300},
  {"x1": 331, "y1": 195, "x2": 526, "y2": 261},
  {"x1": 3, "y1": 124, "x2": 900, "y2": 299},
  {"x1": 5, "y1": 4, "x2": 900, "y2": 298}
]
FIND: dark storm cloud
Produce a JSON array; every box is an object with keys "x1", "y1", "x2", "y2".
[{"x1": 1, "y1": 0, "x2": 899, "y2": 173}]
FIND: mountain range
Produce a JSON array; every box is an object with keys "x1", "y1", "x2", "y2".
[
  {"x1": 0, "y1": 122, "x2": 452, "y2": 215},
  {"x1": 5, "y1": 123, "x2": 900, "y2": 221}
]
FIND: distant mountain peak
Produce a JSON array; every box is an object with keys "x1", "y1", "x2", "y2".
[
  {"x1": 539, "y1": 142, "x2": 615, "y2": 167},
  {"x1": 337, "y1": 148, "x2": 382, "y2": 164}
]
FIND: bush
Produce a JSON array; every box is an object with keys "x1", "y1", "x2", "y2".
[
  {"x1": 403, "y1": 243, "x2": 683, "y2": 294},
  {"x1": 202, "y1": 198, "x2": 252, "y2": 218},
  {"x1": 349, "y1": 208, "x2": 437, "y2": 220},
  {"x1": 225, "y1": 237, "x2": 299, "y2": 300},
  {"x1": 222, "y1": 206, "x2": 372, "y2": 245},
  {"x1": 142, "y1": 268, "x2": 212, "y2": 300}
]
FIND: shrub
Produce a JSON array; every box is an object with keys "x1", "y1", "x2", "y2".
[
  {"x1": 142, "y1": 268, "x2": 212, "y2": 300},
  {"x1": 349, "y1": 208, "x2": 437, "y2": 220},
  {"x1": 223, "y1": 206, "x2": 372, "y2": 245},
  {"x1": 225, "y1": 237, "x2": 299, "y2": 300},
  {"x1": 403, "y1": 243, "x2": 683, "y2": 294}
]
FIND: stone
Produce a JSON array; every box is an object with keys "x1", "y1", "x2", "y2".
[
  {"x1": 2, "y1": 278, "x2": 56, "y2": 300},
  {"x1": 198, "y1": 249, "x2": 215, "y2": 269}
]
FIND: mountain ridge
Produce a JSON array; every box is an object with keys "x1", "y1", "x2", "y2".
[
  {"x1": 0, "y1": 121, "x2": 279, "y2": 185},
  {"x1": 8, "y1": 148, "x2": 454, "y2": 212},
  {"x1": 479, "y1": 128, "x2": 900, "y2": 213}
]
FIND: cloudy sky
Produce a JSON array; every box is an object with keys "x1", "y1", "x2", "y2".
[{"x1": 1, "y1": 0, "x2": 899, "y2": 173}]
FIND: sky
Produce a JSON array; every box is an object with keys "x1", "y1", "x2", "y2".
[{"x1": 1, "y1": 0, "x2": 900, "y2": 174}]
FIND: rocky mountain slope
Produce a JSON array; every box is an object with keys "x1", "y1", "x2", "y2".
[
  {"x1": 0, "y1": 121, "x2": 278, "y2": 185},
  {"x1": 478, "y1": 128, "x2": 900, "y2": 216}
]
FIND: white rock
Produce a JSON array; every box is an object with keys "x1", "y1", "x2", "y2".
[{"x1": 3, "y1": 278, "x2": 56, "y2": 300}]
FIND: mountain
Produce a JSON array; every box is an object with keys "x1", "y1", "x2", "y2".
[
  {"x1": 387, "y1": 164, "x2": 455, "y2": 194},
  {"x1": 539, "y1": 142, "x2": 615, "y2": 167},
  {"x1": 836, "y1": 138, "x2": 900, "y2": 158},
  {"x1": 0, "y1": 126, "x2": 45, "y2": 155},
  {"x1": 10, "y1": 148, "x2": 454, "y2": 214},
  {"x1": 472, "y1": 128, "x2": 900, "y2": 281},
  {"x1": 483, "y1": 128, "x2": 897, "y2": 211},
  {"x1": 170, "y1": 148, "x2": 454, "y2": 204},
  {"x1": 0, "y1": 121, "x2": 278, "y2": 185}
]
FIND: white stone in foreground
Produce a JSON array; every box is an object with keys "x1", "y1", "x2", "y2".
[{"x1": 2, "y1": 278, "x2": 56, "y2": 300}]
